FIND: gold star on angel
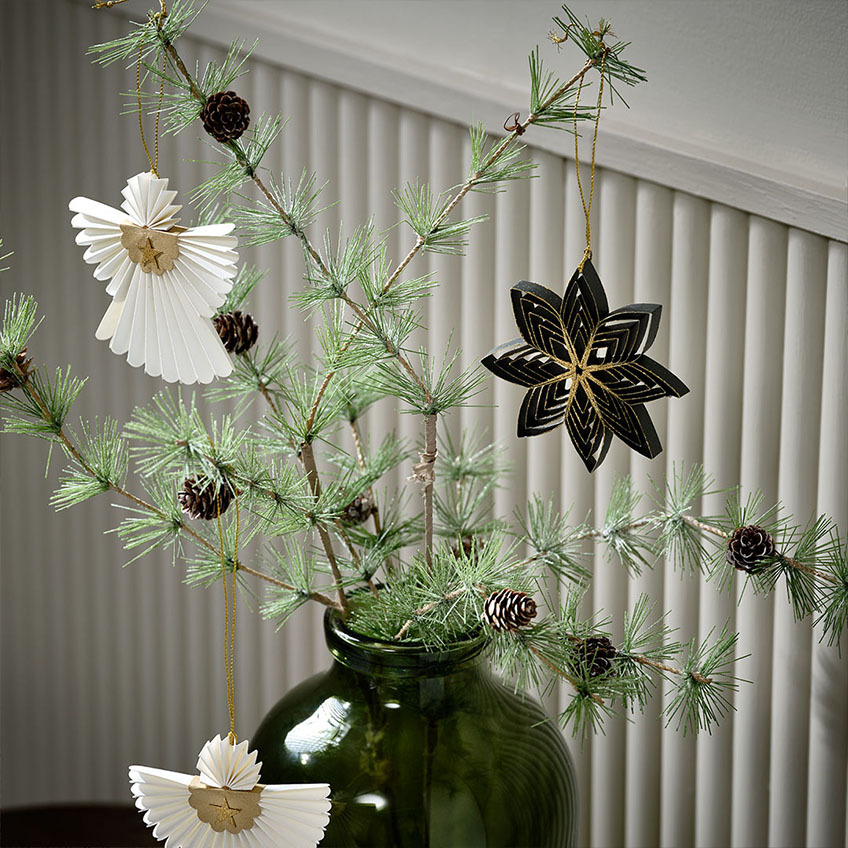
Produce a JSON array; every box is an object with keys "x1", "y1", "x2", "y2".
[
  {"x1": 211, "y1": 795, "x2": 241, "y2": 827},
  {"x1": 139, "y1": 237, "x2": 164, "y2": 272}
]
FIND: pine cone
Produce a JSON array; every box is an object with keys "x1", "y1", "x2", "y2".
[
  {"x1": 342, "y1": 492, "x2": 375, "y2": 524},
  {"x1": 178, "y1": 477, "x2": 234, "y2": 521},
  {"x1": 214, "y1": 311, "x2": 259, "y2": 355},
  {"x1": 482, "y1": 588, "x2": 537, "y2": 632},
  {"x1": 726, "y1": 525, "x2": 776, "y2": 573},
  {"x1": 0, "y1": 349, "x2": 33, "y2": 393},
  {"x1": 575, "y1": 636, "x2": 617, "y2": 678},
  {"x1": 200, "y1": 91, "x2": 250, "y2": 142}
]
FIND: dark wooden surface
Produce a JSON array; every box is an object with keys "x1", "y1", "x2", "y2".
[{"x1": 0, "y1": 805, "x2": 158, "y2": 847}]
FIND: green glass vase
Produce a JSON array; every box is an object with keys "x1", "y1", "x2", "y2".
[{"x1": 253, "y1": 610, "x2": 578, "y2": 847}]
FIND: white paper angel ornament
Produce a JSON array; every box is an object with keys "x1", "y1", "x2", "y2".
[
  {"x1": 69, "y1": 171, "x2": 238, "y2": 384},
  {"x1": 130, "y1": 734, "x2": 332, "y2": 848}
]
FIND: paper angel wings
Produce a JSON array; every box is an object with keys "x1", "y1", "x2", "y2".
[
  {"x1": 69, "y1": 172, "x2": 237, "y2": 384},
  {"x1": 130, "y1": 735, "x2": 332, "y2": 848}
]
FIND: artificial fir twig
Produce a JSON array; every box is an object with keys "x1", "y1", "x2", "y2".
[
  {"x1": 3, "y1": 2, "x2": 839, "y2": 741},
  {"x1": 679, "y1": 513, "x2": 838, "y2": 584},
  {"x1": 392, "y1": 587, "x2": 472, "y2": 641},
  {"x1": 9, "y1": 357, "x2": 343, "y2": 609},
  {"x1": 528, "y1": 644, "x2": 604, "y2": 705},
  {"x1": 153, "y1": 17, "x2": 450, "y2": 580},
  {"x1": 153, "y1": 24, "x2": 433, "y2": 421},
  {"x1": 305, "y1": 57, "x2": 597, "y2": 433}
]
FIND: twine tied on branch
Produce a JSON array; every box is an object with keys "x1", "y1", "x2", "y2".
[
  {"x1": 409, "y1": 415, "x2": 438, "y2": 486},
  {"x1": 409, "y1": 414, "x2": 438, "y2": 569}
]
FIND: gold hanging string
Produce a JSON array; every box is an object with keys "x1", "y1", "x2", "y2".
[
  {"x1": 229, "y1": 495, "x2": 239, "y2": 743},
  {"x1": 215, "y1": 487, "x2": 240, "y2": 746},
  {"x1": 136, "y1": 45, "x2": 167, "y2": 176},
  {"x1": 95, "y1": 0, "x2": 168, "y2": 172},
  {"x1": 573, "y1": 48, "x2": 607, "y2": 271}
]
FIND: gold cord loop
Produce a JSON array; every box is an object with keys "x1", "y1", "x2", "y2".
[
  {"x1": 573, "y1": 49, "x2": 607, "y2": 271},
  {"x1": 133, "y1": 3, "x2": 167, "y2": 176},
  {"x1": 216, "y1": 487, "x2": 240, "y2": 746}
]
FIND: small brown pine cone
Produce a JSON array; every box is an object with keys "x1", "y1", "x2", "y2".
[
  {"x1": 178, "y1": 477, "x2": 234, "y2": 521},
  {"x1": 481, "y1": 588, "x2": 537, "y2": 632},
  {"x1": 200, "y1": 91, "x2": 251, "y2": 142},
  {"x1": 575, "y1": 636, "x2": 617, "y2": 678},
  {"x1": 726, "y1": 525, "x2": 776, "y2": 573},
  {"x1": 214, "y1": 311, "x2": 259, "y2": 355},
  {"x1": 342, "y1": 492, "x2": 376, "y2": 524},
  {"x1": 0, "y1": 349, "x2": 33, "y2": 393}
]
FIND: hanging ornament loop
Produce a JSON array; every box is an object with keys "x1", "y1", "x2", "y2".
[
  {"x1": 215, "y1": 486, "x2": 240, "y2": 746},
  {"x1": 573, "y1": 47, "x2": 608, "y2": 272},
  {"x1": 95, "y1": 0, "x2": 169, "y2": 175},
  {"x1": 136, "y1": 40, "x2": 167, "y2": 176}
]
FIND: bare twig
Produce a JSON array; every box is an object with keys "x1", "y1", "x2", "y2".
[
  {"x1": 237, "y1": 564, "x2": 339, "y2": 609},
  {"x1": 349, "y1": 416, "x2": 393, "y2": 581},
  {"x1": 299, "y1": 441, "x2": 349, "y2": 613},
  {"x1": 680, "y1": 514, "x2": 727, "y2": 540},
  {"x1": 633, "y1": 654, "x2": 712, "y2": 686},
  {"x1": 256, "y1": 380, "x2": 282, "y2": 419},
  {"x1": 421, "y1": 414, "x2": 437, "y2": 569}
]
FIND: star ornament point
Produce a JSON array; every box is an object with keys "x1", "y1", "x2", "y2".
[
  {"x1": 70, "y1": 172, "x2": 238, "y2": 385},
  {"x1": 129, "y1": 734, "x2": 332, "y2": 848},
  {"x1": 482, "y1": 259, "x2": 689, "y2": 472}
]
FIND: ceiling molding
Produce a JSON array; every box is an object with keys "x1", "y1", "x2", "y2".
[{"x1": 148, "y1": 2, "x2": 848, "y2": 242}]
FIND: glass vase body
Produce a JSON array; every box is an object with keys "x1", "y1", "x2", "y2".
[{"x1": 252, "y1": 610, "x2": 578, "y2": 847}]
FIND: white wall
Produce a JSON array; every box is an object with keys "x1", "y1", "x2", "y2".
[{"x1": 193, "y1": 0, "x2": 848, "y2": 217}]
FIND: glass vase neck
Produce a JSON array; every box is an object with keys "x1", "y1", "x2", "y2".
[{"x1": 323, "y1": 608, "x2": 489, "y2": 679}]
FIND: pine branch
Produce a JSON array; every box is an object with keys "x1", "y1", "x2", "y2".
[
  {"x1": 5, "y1": 351, "x2": 341, "y2": 609},
  {"x1": 663, "y1": 627, "x2": 743, "y2": 736},
  {"x1": 145, "y1": 23, "x2": 439, "y2": 446},
  {"x1": 303, "y1": 52, "x2": 602, "y2": 436},
  {"x1": 528, "y1": 643, "x2": 604, "y2": 704}
]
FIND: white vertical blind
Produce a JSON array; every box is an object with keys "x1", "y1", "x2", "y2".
[
  {"x1": 591, "y1": 170, "x2": 636, "y2": 848},
  {"x1": 624, "y1": 180, "x2": 673, "y2": 848},
  {"x1": 660, "y1": 194, "x2": 710, "y2": 848},
  {"x1": 0, "y1": 5, "x2": 845, "y2": 847},
  {"x1": 808, "y1": 241, "x2": 848, "y2": 848},
  {"x1": 696, "y1": 204, "x2": 747, "y2": 848},
  {"x1": 770, "y1": 230, "x2": 829, "y2": 848}
]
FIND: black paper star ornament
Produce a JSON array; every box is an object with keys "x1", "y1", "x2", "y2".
[{"x1": 482, "y1": 259, "x2": 689, "y2": 472}]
